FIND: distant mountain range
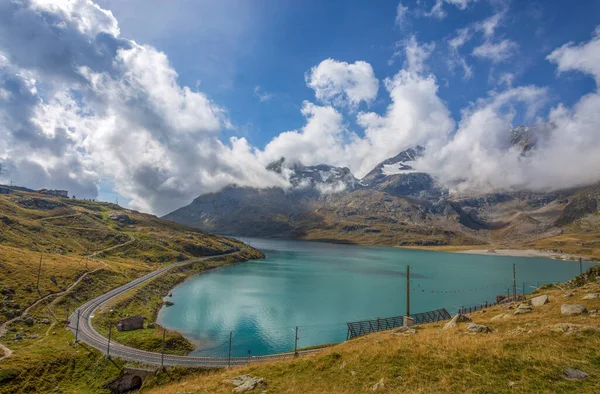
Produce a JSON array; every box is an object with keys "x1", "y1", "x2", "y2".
[{"x1": 163, "y1": 126, "x2": 600, "y2": 250}]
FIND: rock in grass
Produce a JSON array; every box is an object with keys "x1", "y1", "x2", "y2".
[
  {"x1": 443, "y1": 313, "x2": 471, "y2": 329},
  {"x1": 530, "y1": 295, "x2": 549, "y2": 306},
  {"x1": 391, "y1": 326, "x2": 416, "y2": 335},
  {"x1": 561, "y1": 304, "x2": 588, "y2": 316},
  {"x1": 371, "y1": 378, "x2": 385, "y2": 391},
  {"x1": 229, "y1": 376, "x2": 267, "y2": 393},
  {"x1": 582, "y1": 293, "x2": 600, "y2": 300},
  {"x1": 513, "y1": 304, "x2": 533, "y2": 315},
  {"x1": 563, "y1": 368, "x2": 588, "y2": 380},
  {"x1": 562, "y1": 292, "x2": 574, "y2": 298},
  {"x1": 466, "y1": 323, "x2": 492, "y2": 333}
]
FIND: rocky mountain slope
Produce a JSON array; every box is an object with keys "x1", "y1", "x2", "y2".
[{"x1": 164, "y1": 127, "x2": 600, "y2": 256}]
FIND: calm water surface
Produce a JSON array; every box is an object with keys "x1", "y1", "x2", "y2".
[{"x1": 157, "y1": 238, "x2": 595, "y2": 357}]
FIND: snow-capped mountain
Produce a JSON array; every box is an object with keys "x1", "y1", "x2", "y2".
[
  {"x1": 266, "y1": 157, "x2": 362, "y2": 193},
  {"x1": 361, "y1": 146, "x2": 446, "y2": 201}
]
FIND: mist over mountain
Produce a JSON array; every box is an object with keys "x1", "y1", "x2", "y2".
[{"x1": 165, "y1": 125, "x2": 600, "y2": 247}]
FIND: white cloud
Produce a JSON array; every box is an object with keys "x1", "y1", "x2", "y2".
[
  {"x1": 254, "y1": 85, "x2": 275, "y2": 102},
  {"x1": 263, "y1": 39, "x2": 453, "y2": 178},
  {"x1": 420, "y1": 26, "x2": 600, "y2": 194},
  {"x1": 472, "y1": 39, "x2": 518, "y2": 63},
  {"x1": 424, "y1": 0, "x2": 477, "y2": 19},
  {"x1": 547, "y1": 27, "x2": 600, "y2": 84},
  {"x1": 447, "y1": 27, "x2": 473, "y2": 79},
  {"x1": 0, "y1": 0, "x2": 285, "y2": 214},
  {"x1": 2, "y1": 1, "x2": 600, "y2": 215},
  {"x1": 400, "y1": 35, "x2": 435, "y2": 74},
  {"x1": 425, "y1": 0, "x2": 446, "y2": 19},
  {"x1": 395, "y1": 2, "x2": 409, "y2": 27},
  {"x1": 306, "y1": 59, "x2": 379, "y2": 108},
  {"x1": 474, "y1": 10, "x2": 505, "y2": 38}
]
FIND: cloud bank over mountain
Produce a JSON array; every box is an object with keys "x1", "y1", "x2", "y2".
[{"x1": 1, "y1": 0, "x2": 600, "y2": 214}]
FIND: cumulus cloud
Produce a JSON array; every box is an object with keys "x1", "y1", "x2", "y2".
[
  {"x1": 263, "y1": 37, "x2": 453, "y2": 178},
  {"x1": 2, "y1": 0, "x2": 600, "y2": 215},
  {"x1": 306, "y1": 59, "x2": 379, "y2": 108},
  {"x1": 547, "y1": 27, "x2": 600, "y2": 85},
  {"x1": 0, "y1": 0, "x2": 284, "y2": 214},
  {"x1": 472, "y1": 39, "x2": 518, "y2": 63},
  {"x1": 418, "y1": 26, "x2": 600, "y2": 194}
]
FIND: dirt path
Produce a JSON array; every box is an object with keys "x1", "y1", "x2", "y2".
[{"x1": 0, "y1": 238, "x2": 135, "y2": 361}]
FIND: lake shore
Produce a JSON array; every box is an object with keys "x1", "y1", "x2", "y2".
[{"x1": 456, "y1": 248, "x2": 577, "y2": 260}]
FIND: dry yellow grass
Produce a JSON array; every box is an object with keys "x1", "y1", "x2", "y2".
[
  {"x1": 0, "y1": 245, "x2": 104, "y2": 324},
  {"x1": 145, "y1": 275, "x2": 600, "y2": 394}
]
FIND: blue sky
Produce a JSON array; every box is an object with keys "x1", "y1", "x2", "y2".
[
  {"x1": 1, "y1": 0, "x2": 600, "y2": 214},
  {"x1": 98, "y1": 0, "x2": 599, "y2": 147}
]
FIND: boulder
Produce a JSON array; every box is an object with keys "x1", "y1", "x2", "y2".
[
  {"x1": 582, "y1": 293, "x2": 600, "y2": 300},
  {"x1": 513, "y1": 303, "x2": 533, "y2": 315},
  {"x1": 466, "y1": 323, "x2": 492, "y2": 333},
  {"x1": 562, "y1": 292, "x2": 574, "y2": 298},
  {"x1": 563, "y1": 368, "x2": 588, "y2": 380},
  {"x1": 443, "y1": 313, "x2": 471, "y2": 330},
  {"x1": 561, "y1": 304, "x2": 588, "y2": 316},
  {"x1": 530, "y1": 295, "x2": 549, "y2": 307},
  {"x1": 588, "y1": 309, "x2": 600, "y2": 317}
]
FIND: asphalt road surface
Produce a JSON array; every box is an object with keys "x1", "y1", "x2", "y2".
[{"x1": 68, "y1": 253, "x2": 321, "y2": 367}]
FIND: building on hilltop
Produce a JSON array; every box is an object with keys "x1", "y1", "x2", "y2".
[
  {"x1": 115, "y1": 315, "x2": 145, "y2": 331},
  {"x1": 38, "y1": 189, "x2": 69, "y2": 198},
  {"x1": 0, "y1": 187, "x2": 10, "y2": 194}
]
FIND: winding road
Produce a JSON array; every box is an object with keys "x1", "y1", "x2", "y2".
[{"x1": 68, "y1": 251, "x2": 322, "y2": 367}]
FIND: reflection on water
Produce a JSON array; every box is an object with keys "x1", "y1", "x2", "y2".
[{"x1": 157, "y1": 237, "x2": 593, "y2": 357}]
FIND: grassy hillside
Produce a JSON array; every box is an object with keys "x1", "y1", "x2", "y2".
[
  {"x1": 145, "y1": 267, "x2": 600, "y2": 394},
  {"x1": 0, "y1": 191, "x2": 263, "y2": 393}
]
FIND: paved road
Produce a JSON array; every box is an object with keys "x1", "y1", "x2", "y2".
[{"x1": 68, "y1": 252, "x2": 322, "y2": 367}]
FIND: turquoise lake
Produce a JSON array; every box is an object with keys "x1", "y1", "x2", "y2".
[{"x1": 156, "y1": 238, "x2": 595, "y2": 357}]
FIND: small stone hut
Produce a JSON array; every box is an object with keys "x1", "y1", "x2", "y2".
[{"x1": 115, "y1": 315, "x2": 145, "y2": 331}]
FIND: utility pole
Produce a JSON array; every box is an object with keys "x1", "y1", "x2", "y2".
[
  {"x1": 294, "y1": 326, "x2": 299, "y2": 357},
  {"x1": 228, "y1": 331, "x2": 233, "y2": 367},
  {"x1": 75, "y1": 309, "x2": 81, "y2": 343},
  {"x1": 406, "y1": 265, "x2": 411, "y2": 316},
  {"x1": 512, "y1": 263, "x2": 517, "y2": 300},
  {"x1": 161, "y1": 328, "x2": 166, "y2": 369},
  {"x1": 522, "y1": 282, "x2": 525, "y2": 296},
  {"x1": 247, "y1": 349, "x2": 251, "y2": 364},
  {"x1": 36, "y1": 253, "x2": 43, "y2": 292},
  {"x1": 579, "y1": 257, "x2": 583, "y2": 276},
  {"x1": 107, "y1": 322, "x2": 112, "y2": 358}
]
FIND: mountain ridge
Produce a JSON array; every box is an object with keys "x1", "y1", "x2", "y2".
[{"x1": 163, "y1": 126, "x2": 600, "y2": 257}]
